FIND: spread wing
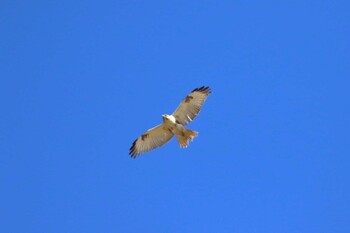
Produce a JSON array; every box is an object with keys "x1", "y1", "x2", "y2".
[
  {"x1": 172, "y1": 86, "x2": 211, "y2": 126},
  {"x1": 129, "y1": 124, "x2": 174, "y2": 158}
]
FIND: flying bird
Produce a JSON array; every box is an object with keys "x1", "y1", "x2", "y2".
[{"x1": 129, "y1": 86, "x2": 211, "y2": 158}]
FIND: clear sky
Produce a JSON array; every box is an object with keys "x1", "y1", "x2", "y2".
[{"x1": 1, "y1": 1, "x2": 349, "y2": 232}]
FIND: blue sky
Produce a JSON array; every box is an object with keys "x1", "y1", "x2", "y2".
[{"x1": 1, "y1": 1, "x2": 349, "y2": 232}]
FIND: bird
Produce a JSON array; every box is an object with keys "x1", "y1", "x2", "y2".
[{"x1": 129, "y1": 86, "x2": 211, "y2": 158}]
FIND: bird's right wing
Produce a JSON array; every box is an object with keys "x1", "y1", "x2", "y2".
[{"x1": 129, "y1": 124, "x2": 174, "y2": 158}]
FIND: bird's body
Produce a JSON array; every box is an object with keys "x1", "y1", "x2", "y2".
[
  {"x1": 129, "y1": 86, "x2": 211, "y2": 158},
  {"x1": 162, "y1": 114, "x2": 198, "y2": 148}
]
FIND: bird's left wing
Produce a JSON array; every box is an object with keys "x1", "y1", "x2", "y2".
[
  {"x1": 129, "y1": 123, "x2": 174, "y2": 158},
  {"x1": 172, "y1": 86, "x2": 211, "y2": 126}
]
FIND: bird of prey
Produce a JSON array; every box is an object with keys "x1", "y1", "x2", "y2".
[{"x1": 129, "y1": 86, "x2": 211, "y2": 158}]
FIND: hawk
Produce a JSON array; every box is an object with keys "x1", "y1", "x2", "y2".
[{"x1": 129, "y1": 86, "x2": 211, "y2": 158}]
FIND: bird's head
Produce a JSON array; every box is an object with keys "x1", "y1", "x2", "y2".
[{"x1": 162, "y1": 114, "x2": 176, "y2": 123}]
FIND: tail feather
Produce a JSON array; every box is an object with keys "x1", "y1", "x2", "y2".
[{"x1": 177, "y1": 129, "x2": 198, "y2": 148}]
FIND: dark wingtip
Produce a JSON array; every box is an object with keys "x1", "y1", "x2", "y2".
[
  {"x1": 191, "y1": 86, "x2": 212, "y2": 95},
  {"x1": 129, "y1": 139, "x2": 138, "y2": 158}
]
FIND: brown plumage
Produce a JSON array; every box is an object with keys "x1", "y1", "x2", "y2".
[{"x1": 129, "y1": 86, "x2": 211, "y2": 158}]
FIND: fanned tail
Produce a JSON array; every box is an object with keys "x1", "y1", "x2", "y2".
[{"x1": 177, "y1": 129, "x2": 198, "y2": 148}]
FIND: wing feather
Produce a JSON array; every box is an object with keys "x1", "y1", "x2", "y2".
[
  {"x1": 129, "y1": 124, "x2": 174, "y2": 158},
  {"x1": 172, "y1": 86, "x2": 211, "y2": 126}
]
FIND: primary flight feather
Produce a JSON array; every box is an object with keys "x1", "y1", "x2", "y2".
[{"x1": 129, "y1": 86, "x2": 211, "y2": 158}]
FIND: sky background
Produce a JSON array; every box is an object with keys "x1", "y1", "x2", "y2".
[{"x1": 1, "y1": 1, "x2": 349, "y2": 232}]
